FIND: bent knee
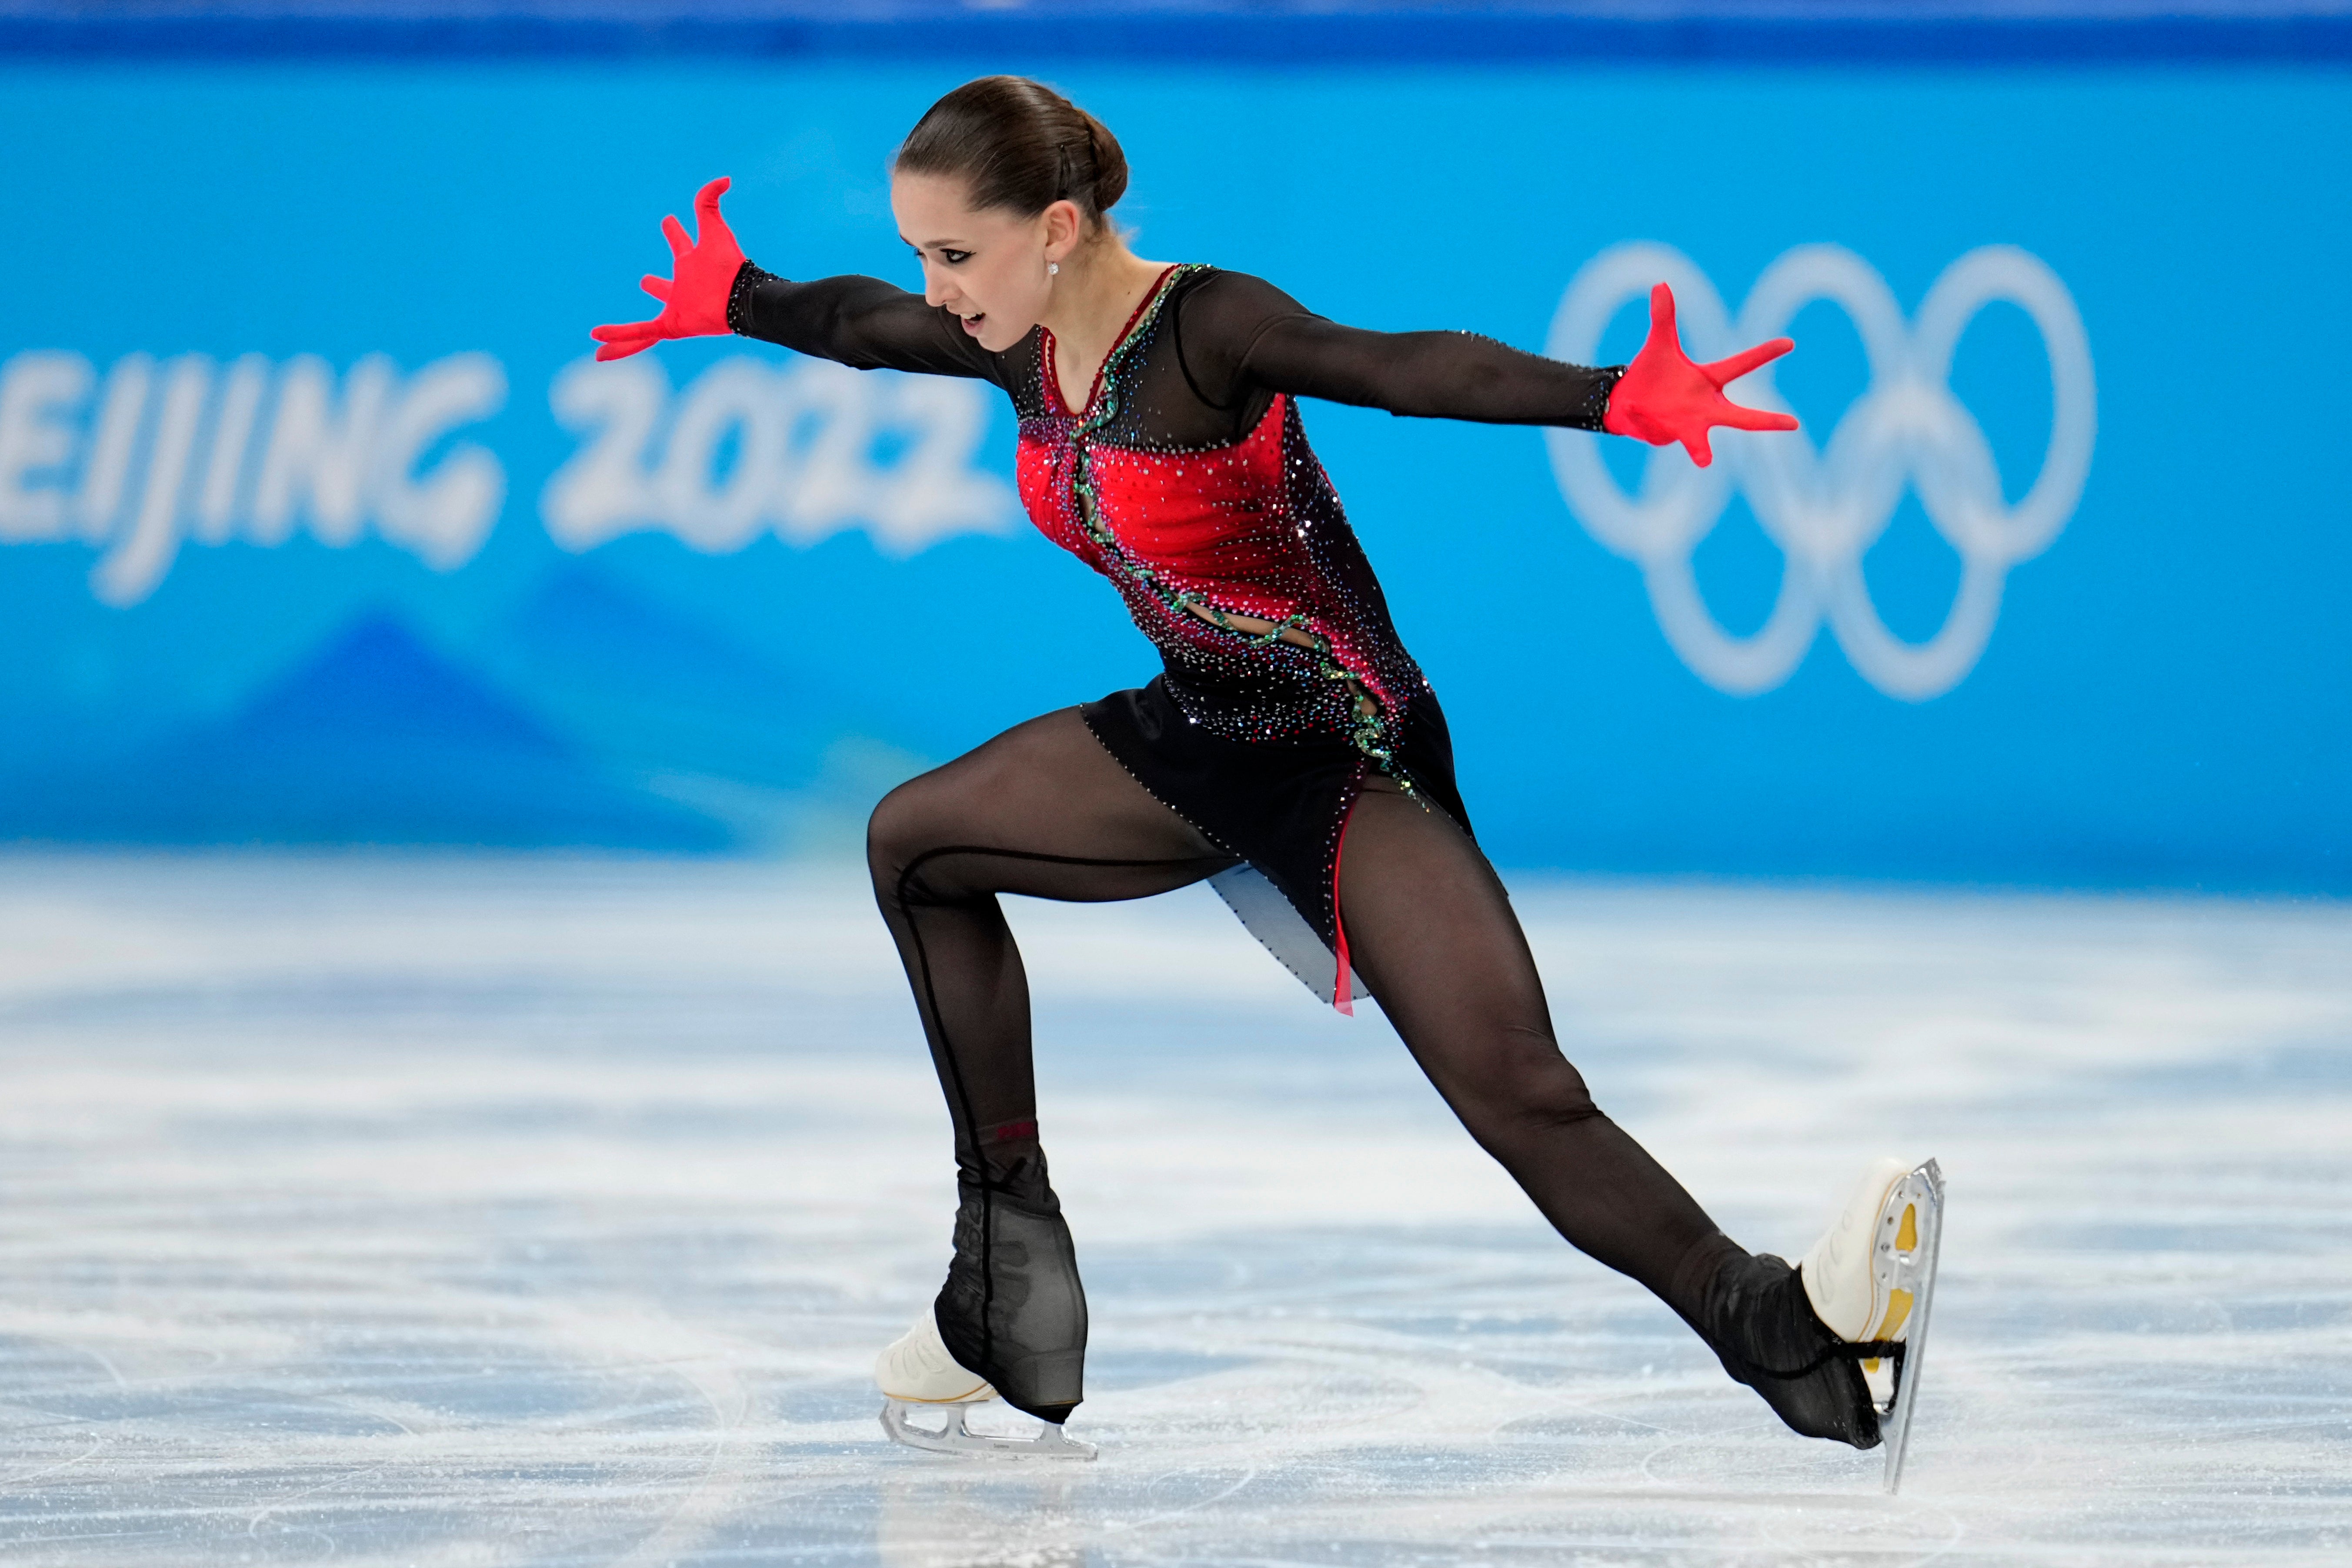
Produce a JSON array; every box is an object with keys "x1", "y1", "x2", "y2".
[
  {"x1": 868, "y1": 772, "x2": 1014, "y2": 913},
  {"x1": 867, "y1": 775, "x2": 955, "y2": 903},
  {"x1": 865, "y1": 783, "x2": 915, "y2": 880}
]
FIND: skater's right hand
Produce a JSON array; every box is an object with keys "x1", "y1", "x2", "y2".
[{"x1": 590, "y1": 176, "x2": 747, "y2": 361}]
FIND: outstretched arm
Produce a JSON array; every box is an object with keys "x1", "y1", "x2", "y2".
[
  {"x1": 1237, "y1": 313, "x2": 1625, "y2": 431},
  {"x1": 589, "y1": 177, "x2": 998, "y2": 381},
  {"x1": 1204, "y1": 272, "x2": 1795, "y2": 461}
]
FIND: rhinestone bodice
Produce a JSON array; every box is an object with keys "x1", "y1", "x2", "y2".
[{"x1": 1014, "y1": 267, "x2": 1426, "y2": 765}]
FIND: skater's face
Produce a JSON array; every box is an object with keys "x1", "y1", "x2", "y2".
[{"x1": 892, "y1": 172, "x2": 1083, "y2": 353}]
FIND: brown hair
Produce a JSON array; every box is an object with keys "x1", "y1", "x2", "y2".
[{"x1": 894, "y1": 76, "x2": 1130, "y2": 231}]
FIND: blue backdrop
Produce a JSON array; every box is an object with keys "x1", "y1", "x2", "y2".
[{"x1": 1, "y1": 32, "x2": 2345, "y2": 886}]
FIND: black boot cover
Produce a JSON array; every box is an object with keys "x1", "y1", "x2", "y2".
[
  {"x1": 934, "y1": 1139, "x2": 1087, "y2": 1425},
  {"x1": 1696, "y1": 1249, "x2": 1883, "y2": 1449}
]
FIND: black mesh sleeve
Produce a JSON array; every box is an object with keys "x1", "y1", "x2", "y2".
[
  {"x1": 727, "y1": 262, "x2": 1004, "y2": 384},
  {"x1": 1174, "y1": 270, "x2": 1619, "y2": 431}
]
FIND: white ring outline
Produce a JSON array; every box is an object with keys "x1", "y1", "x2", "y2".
[{"x1": 1544, "y1": 243, "x2": 2095, "y2": 701}]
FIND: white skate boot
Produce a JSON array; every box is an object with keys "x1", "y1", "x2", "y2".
[
  {"x1": 874, "y1": 1307, "x2": 1096, "y2": 1460},
  {"x1": 1800, "y1": 1157, "x2": 1945, "y2": 1493}
]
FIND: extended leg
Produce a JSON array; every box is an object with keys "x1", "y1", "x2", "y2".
[
  {"x1": 1336, "y1": 782, "x2": 1879, "y2": 1446},
  {"x1": 867, "y1": 708, "x2": 1234, "y2": 1426}
]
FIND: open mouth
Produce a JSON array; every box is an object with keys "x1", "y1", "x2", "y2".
[{"x1": 959, "y1": 312, "x2": 986, "y2": 335}]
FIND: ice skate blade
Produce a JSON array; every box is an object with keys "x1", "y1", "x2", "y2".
[
  {"x1": 1878, "y1": 1158, "x2": 1945, "y2": 1496},
  {"x1": 880, "y1": 1398, "x2": 1098, "y2": 1461}
]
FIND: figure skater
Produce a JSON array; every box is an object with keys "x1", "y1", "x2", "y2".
[{"x1": 593, "y1": 75, "x2": 1942, "y2": 1480}]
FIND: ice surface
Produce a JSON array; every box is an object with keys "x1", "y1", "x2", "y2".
[{"x1": 0, "y1": 856, "x2": 2345, "y2": 1565}]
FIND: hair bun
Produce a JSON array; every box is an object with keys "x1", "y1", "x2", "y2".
[{"x1": 1081, "y1": 113, "x2": 1129, "y2": 214}]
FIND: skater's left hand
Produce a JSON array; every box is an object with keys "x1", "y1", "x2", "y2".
[
  {"x1": 1602, "y1": 282, "x2": 1799, "y2": 467},
  {"x1": 591, "y1": 176, "x2": 746, "y2": 361}
]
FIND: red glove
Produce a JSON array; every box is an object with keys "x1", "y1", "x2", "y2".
[
  {"x1": 1602, "y1": 282, "x2": 1799, "y2": 467},
  {"x1": 590, "y1": 176, "x2": 746, "y2": 362}
]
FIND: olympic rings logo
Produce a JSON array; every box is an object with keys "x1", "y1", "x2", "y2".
[{"x1": 1545, "y1": 243, "x2": 2095, "y2": 700}]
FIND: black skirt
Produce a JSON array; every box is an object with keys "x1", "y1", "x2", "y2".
[{"x1": 1081, "y1": 675, "x2": 1474, "y2": 1008}]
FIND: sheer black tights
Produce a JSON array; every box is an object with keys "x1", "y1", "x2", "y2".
[
  {"x1": 869, "y1": 708, "x2": 1239, "y2": 1154},
  {"x1": 867, "y1": 709, "x2": 1233, "y2": 1421},
  {"x1": 1337, "y1": 778, "x2": 1739, "y2": 1317},
  {"x1": 867, "y1": 708, "x2": 1743, "y2": 1421}
]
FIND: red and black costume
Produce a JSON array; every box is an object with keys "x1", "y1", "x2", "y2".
[
  {"x1": 732, "y1": 260, "x2": 1617, "y2": 1006},
  {"x1": 724, "y1": 257, "x2": 1881, "y2": 1451}
]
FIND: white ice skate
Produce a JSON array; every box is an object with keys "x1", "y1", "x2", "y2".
[
  {"x1": 874, "y1": 1307, "x2": 1097, "y2": 1460},
  {"x1": 1801, "y1": 1157, "x2": 1945, "y2": 1493}
]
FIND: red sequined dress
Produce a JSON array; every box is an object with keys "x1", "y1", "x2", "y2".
[{"x1": 731, "y1": 261, "x2": 1620, "y2": 1005}]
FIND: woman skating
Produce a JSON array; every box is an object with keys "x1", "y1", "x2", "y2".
[{"x1": 593, "y1": 76, "x2": 1942, "y2": 1479}]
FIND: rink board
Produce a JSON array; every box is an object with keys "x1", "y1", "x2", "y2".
[{"x1": 0, "y1": 39, "x2": 2346, "y2": 887}]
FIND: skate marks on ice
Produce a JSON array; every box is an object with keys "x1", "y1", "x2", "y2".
[{"x1": 0, "y1": 860, "x2": 2344, "y2": 1564}]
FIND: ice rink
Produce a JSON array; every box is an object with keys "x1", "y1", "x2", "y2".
[{"x1": 0, "y1": 856, "x2": 2344, "y2": 1566}]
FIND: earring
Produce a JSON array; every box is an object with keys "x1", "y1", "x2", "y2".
[{"x1": 1048, "y1": 262, "x2": 1059, "y2": 276}]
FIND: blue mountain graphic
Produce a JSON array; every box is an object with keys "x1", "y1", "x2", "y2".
[
  {"x1": 476, "y1": 562, "x2": 857, "y2": 787},
  {"x1": 466, "y1": 562, "x2": 932, "y2": 851},
  {"x1": 1, "y1": 614, "x2": 730, "y2": 849}
]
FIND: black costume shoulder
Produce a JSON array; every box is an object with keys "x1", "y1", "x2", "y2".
[{"x1": 1165, "y1": 267, "x2": 1620, "y2": 432}]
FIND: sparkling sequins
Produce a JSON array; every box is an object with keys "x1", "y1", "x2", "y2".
[
  {"x1": 1015, "y1": 267, "x2": 1425, "y2": 784},
  {"x1": 725, "y1": 261, "x2": 774, "y2": 337}
]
